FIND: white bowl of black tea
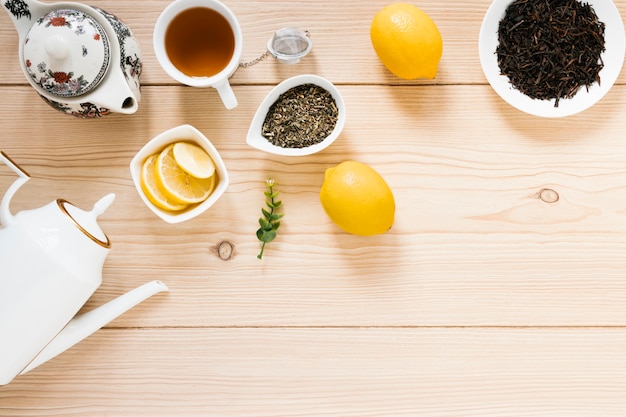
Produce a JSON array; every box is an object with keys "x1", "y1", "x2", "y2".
[
  {"x1": 247, "y1": 74, "x2": 346, "y2": 156},
  {"x1": 479, "y1": 0, "x2": 625, "y2": 117}
]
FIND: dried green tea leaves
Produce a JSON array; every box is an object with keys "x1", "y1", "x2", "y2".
[
  {"x1": 262, "y1": 84, "x2": 338, "y2": 148},
  {"x1": 496, "y1": 0, "x2": 606, "y2": 107}
]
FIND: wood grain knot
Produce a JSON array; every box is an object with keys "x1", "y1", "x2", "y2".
[
  {"x1": 214, "y1": 241, "x2": 235, "y2": 260},
  {"x1": 537, "y1": 188, "x2": 559, "y2": 204}
]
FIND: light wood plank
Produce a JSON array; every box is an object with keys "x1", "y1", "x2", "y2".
[{"x1": 2, "y1": 328, "x2": 626, "y2": 417}]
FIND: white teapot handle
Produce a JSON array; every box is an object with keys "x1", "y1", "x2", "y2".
[{"x1": 0, "y1": 151, "x2": 30, "y2": 227}]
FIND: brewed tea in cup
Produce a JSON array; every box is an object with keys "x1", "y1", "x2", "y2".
[{"x1": 154, "y1": 0, "x2": 242, "y2": 109}]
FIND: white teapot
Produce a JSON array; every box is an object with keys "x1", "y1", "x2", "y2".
[
  {"x1": 2, "y1": 0, "x2": 142, "y2": 117},
  {"x1": 0, "y1": 152, "x2": 168, "y2": 385}
]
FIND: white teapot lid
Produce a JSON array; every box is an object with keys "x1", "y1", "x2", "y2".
[
  {"x1": 23, "y1": 9, "x2": 110, "y2": 98},
  {"x1": 60, "y1": 194, "x2": 115, "y2": 248}
]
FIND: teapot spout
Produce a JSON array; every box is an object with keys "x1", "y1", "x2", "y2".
[
  {"x1": 86, "y1": 60, "x2": 141, "y2": 114},
  {"x1": 19, "y1": 280, "x2": 168, "y2": 375}
]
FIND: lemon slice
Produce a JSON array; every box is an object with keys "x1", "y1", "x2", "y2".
[
  {"x1": 173, "y1": 142, "x2": 215, "y2": 179},
  {"x1": 155, "y1": 144, "x2": 216, "y2": 204},
  {"x1": 140, "y1": 153, "x2": 189, "y2": 212}
]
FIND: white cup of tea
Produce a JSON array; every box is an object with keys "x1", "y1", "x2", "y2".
[{"x1": 153, "y1": 0, "x2": 243, "y2": 109}]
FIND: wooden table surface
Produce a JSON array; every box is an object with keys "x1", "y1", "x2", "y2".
[{"x1": 2, "y1": 0, "x2": 626, "y2": 415}]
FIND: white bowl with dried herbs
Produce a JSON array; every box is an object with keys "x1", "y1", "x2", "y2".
[
  {"x1": 479, "y1": 0, "x2": 625, "y2": 117},
  {"x1": 246, "y1": 74, "x2": 346, "y2": 156}
]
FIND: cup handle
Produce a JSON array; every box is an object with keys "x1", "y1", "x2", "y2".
[{"x1": 214, "y1": 79, "x2": 238, "y2": 110}]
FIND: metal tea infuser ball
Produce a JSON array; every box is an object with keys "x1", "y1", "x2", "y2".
[{"x1": 240, "y1": 27, "x2": 312, "y2": 67}]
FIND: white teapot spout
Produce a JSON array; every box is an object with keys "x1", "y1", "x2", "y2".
[
  {"x1": 84, "y1": 65, "x2": 140, "y2": 115},
  {"x1": 20, "y1": 280, "x2": 169, "y2": 375}
]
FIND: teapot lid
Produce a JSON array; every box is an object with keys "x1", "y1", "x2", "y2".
[
  {"x1": 23, "y1": 9, "x2": 110, "y2": 98},
  {"x1": 58, "y1": 194, "x2": 115, "y2": 249}
]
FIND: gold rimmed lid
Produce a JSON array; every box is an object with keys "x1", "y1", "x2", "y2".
[{"x1": 56, "y1": 194, "x2": 115, "y2": 249}]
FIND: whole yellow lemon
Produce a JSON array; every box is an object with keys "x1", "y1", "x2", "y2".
[
  {"x1": 370, "y1": 3, "x2": 443, "y2": 80},
  {"x1": 320, "y1": 161, "x2": 395, "y2": 236}
]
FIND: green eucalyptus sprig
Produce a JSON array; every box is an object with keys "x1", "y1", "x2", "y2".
[{"x1": 257, "y1": 178, "x2": 283, "y2": 259}]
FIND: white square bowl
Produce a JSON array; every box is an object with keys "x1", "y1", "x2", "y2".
[{"x1": 130, "y1": 124, "x2": 229, "y2": 223}]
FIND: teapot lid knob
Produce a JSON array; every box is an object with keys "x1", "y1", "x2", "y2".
[
  {"x1": 44, "y1": 35, "x2": 70, "y2": 60},
  {"x1": 92, "y1": 193, "x2": 115, "y2": 216},
  {"x1": 23, "y1": 9, "x2": 111, "y2": 98}
]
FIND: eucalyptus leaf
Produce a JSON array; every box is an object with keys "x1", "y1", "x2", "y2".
[
  {"x1": 257, "y1": 229, "x2": 277, "y2": 242},
  {"x1": 257, "y1": 178, "x2": 283, "y2": 260},
  {"x1": 261, "y1": 230, "x2": 277, "y2": 243}
]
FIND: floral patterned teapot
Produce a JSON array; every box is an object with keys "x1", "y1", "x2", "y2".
[{"x1": 2, "y1": 0, "x2": 142, "y2": 117}]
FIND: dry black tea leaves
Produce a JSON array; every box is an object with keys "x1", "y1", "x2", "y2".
[
  {"x1": 262, "y1": 84, "x2": 338, "y2": 148},
  {"x1": 496, "y1": 0, "x2": 606, "y2": 107}
]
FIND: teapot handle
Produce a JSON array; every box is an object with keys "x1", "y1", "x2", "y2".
[{"x1": 0, "y1": 151, "x2": 30, "y2": 226}]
